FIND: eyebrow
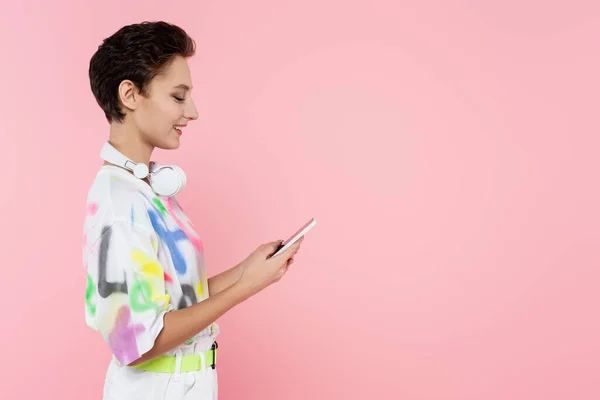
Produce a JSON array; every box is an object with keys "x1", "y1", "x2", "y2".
[{"x1": 174, "y1": 84, "x2": 192, "y2": 91}]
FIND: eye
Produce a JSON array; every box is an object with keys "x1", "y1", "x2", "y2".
[{"x1": 173, "y1": 96, "x2": 185, "y2": 102}]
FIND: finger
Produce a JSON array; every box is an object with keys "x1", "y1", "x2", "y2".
[
  {"x1": 283, "y1": 237, "x2": 304, "y2": 255},
  {"x1": 269, "y1": 240, "x2": 283, "y2": 249},
  {"x1": 277, "y1": 264, "x2": 290, "y2": 280},
  {"x1": 288, "y1": 243, "x2": 303, "y2": 257},
  {"x1": 264, "y1": 240, "x2": 284, "y2": 256}
]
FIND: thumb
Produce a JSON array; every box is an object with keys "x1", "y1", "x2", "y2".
[{"x1": 264, "y1": 240, "x2": 283, "y2": 255}]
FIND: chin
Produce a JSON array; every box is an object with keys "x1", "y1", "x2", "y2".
[{"x1": 156, "y1": 137, "x2": 181, "y2": 150}]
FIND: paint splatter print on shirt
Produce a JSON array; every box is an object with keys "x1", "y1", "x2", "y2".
[{"x1": 83, "y1": 166, "x2": 214, "y2": 366}]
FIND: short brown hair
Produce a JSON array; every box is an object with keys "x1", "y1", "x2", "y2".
[{"x1": 89, "y1": 21, "x2": 196, "y2": 123}]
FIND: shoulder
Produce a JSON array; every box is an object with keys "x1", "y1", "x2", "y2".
[{"x1": 83, "y1": 166, "x2": 156, "y2": 244}]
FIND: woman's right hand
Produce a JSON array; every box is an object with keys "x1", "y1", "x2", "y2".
[{"x1": 235, "y1": 237, "x2": 304, "y2": 298}]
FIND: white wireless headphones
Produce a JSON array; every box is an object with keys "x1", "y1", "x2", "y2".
[{"x1": 100, "y1": 141, "x2": 187, "y2": 197}]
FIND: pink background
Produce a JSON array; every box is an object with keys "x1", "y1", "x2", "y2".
[{"x1": 1, "y1": 1, "x2": 599, "y2": 399}]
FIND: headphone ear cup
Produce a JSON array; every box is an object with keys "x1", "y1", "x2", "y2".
[{"x1": 149, "y1": 166, "x2": 186, "y2": 197}]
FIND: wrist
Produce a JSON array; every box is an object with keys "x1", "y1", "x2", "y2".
[
  {"x1": 230, "y1": 278, "x2": 254, "y2": 302},
  {"x1": 234, "y1": 262, "x2": 244, "y2": 283}
]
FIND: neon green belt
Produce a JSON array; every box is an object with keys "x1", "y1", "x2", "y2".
[{"x1": 132, "y1": 342, "x2": 218, "y2": 373}]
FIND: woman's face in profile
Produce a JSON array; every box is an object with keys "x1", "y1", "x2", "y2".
[{"x1": 131, "y1": 55, "x2": 199, "y2": 150}]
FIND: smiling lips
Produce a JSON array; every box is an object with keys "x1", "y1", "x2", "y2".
[{"x1": 173, "y1": 124, "x2": 186, "y2": 135}]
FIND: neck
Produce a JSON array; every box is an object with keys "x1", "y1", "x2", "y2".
[{"x1": 106, "y1": 122, "x2": 154, "y2": 167}]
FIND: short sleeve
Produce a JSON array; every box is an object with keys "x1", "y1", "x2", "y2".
[{"x1": 84, "y1": 220, "x2": 172, "y2": 366}]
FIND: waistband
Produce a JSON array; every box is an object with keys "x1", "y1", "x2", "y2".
[{"x1": 132, "y1": 341, "x2": 218, "y2": 373}]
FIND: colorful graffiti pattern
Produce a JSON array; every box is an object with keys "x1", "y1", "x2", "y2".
[{"x1": 83, "y1": 172, "x2": 210, "y2": 366}]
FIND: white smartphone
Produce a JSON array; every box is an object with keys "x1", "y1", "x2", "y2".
[{"x1": 271, "y1": 217, "x2": 316, "y2": 258}]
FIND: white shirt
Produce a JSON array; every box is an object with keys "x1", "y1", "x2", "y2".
[{"x1": 83, "y1": 165, "x2": 217, "y2": 366}]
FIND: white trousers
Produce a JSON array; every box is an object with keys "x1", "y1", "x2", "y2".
[{"x1": 103, "y1": 326, "x2": 219, "y2": 400}]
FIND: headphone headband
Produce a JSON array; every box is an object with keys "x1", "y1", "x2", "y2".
[{"x1": 100, "y1": 141, "x2": 149, "y2": 179}]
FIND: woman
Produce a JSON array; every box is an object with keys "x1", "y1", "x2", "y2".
[{"x1": 83, "y1": 21, "x2": 303, "y2": 399}]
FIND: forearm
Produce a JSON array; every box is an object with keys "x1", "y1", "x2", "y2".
[
  {"x1": 207, "y1": 263, "x2": 244, "y2": 296},
  {"x1": 129, "y1": 280, "x2": 250, "y2": 366}
]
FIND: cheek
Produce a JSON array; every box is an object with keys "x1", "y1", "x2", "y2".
[
  {"x1": 156, "y1": 101, "x2": 183, "y2": 125},
  {"x1": 140, "y1": 101, "x2": 180, "y2": 131}
]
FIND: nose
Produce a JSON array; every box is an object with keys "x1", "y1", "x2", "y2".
[{"x1": 184, "y1": 98, "x2": 199, "y2": 121}]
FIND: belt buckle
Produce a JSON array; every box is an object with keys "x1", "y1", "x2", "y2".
[{"x1": 211, "y1": 341, "x2": 218, "y2": 369}]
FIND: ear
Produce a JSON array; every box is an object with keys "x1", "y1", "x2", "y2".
[{"x1": 118, "y1": 80, "x2": 142, "y2": 112}]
